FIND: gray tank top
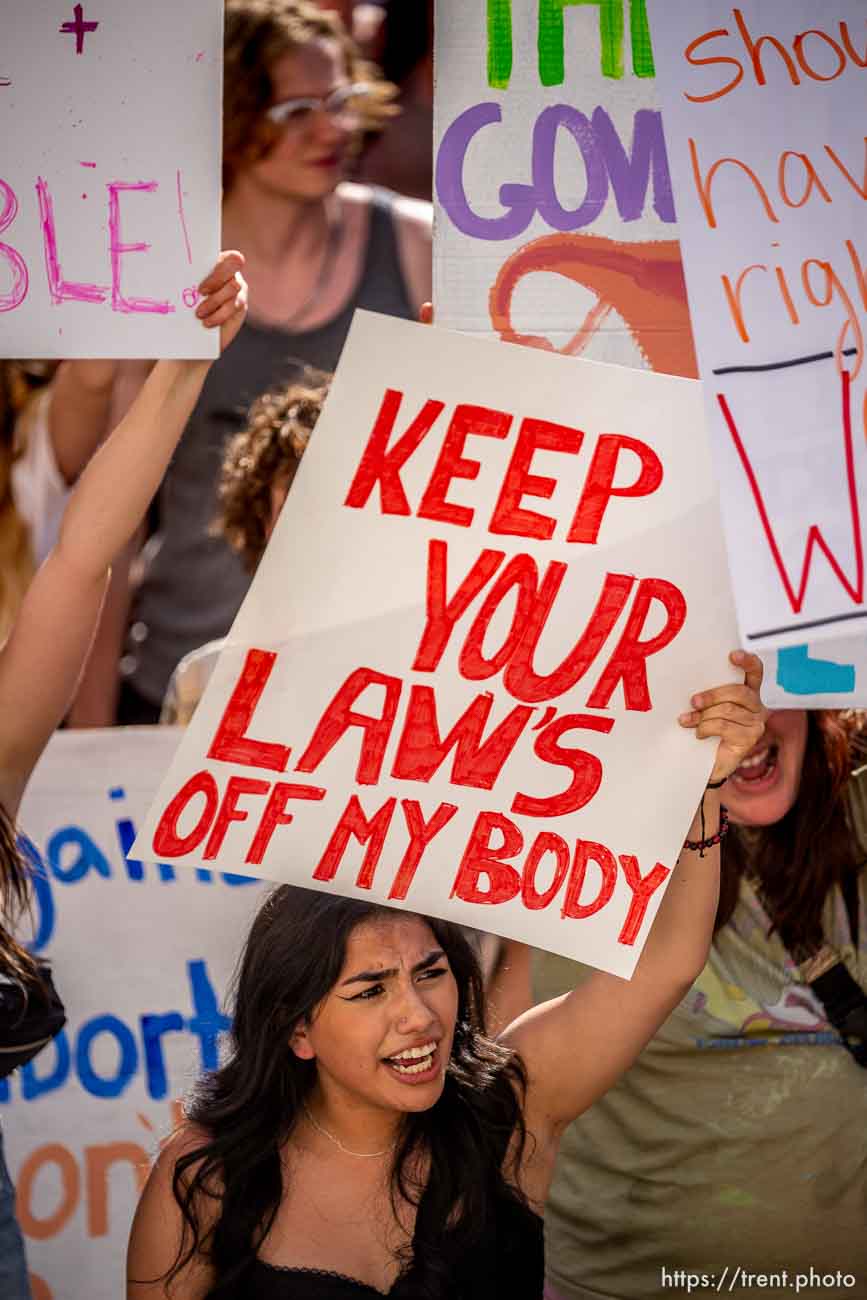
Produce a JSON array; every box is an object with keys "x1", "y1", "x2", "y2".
[{"x1": 123, "y1": 189, "x2": 416, "y2": 705}]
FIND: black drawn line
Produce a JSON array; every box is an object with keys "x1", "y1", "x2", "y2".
[
  {"x1": 746, "y1": 608, "x2": 867, "y2": 640},
  {"x1": 713, "y1": 346, "x2": 859, "y2": 378}
]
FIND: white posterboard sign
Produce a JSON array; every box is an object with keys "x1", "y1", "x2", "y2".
[
  {"x1": 0, "y1": 1, "x2": 222, "y2": 359},
  {"x1": 133, "y1": 310, "x2": 739, "y2": 980},
  {"x1": 2, "y1": 730, "x2": 266, "y2": 1300},
  {"x1": 648, "y1": 1, "x2": 867, "y2": 654},
  {"x1": 433, "y1": 0, "x2": 689, "y2": 369},
  {"x1": 433, "y1": 0, "x2": 867, "y2": 708}
]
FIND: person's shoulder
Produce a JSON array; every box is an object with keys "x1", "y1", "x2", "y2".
[
  {"x1": 151, "y1": 1120, "x2": 216, "y2": 1188},
  {"x1": 391, "y1": 192, "x2": 433, "y2": 241},
  {"x1": 338, "y1": 180, "x2": 375, "y2": 211},
  {"x1": 340, "y1": 182, "x2": 432, "y2": 229},
  {"x1": 127, "y1": 1121, "x2": 218, "y2": 1297}
]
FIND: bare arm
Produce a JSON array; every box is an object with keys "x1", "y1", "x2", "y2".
[
  {"x1": 46, "y1": 360, "x2": 119, "y2": 484},
  {"x1": 393, "y1": 196, "x2": 432, "y2": 316},
  {"x1": 65, "y1": 530, "x2": 140, "y2": 728},
  {"x1": 50, "y1": 358, "x2": 155, "y2": 484},
  {"x1": 127, "y1": 1132, "x2": 216, "y2": 1300},
  {"x1": 65, "y1": 361, "x2": 153, "y2": 728},
  {"x1": 0, "y1": 254, "x2": 247, "y2": 810},
  {"x1": 486, "y1": 939, "x2": 534, "y2": 1039},
  {"x1": 504, "y1": 653, "x2": 766, "y2": 1156}
]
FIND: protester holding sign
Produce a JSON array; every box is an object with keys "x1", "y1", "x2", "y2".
[
  {"x1": 73, "y1": 0, "x2": 432, "y2": 730},
  {"x1": 513, "y1": 708, "x2": 867, "y2": 1299},
  {"x1": 0, "y1": 252, "x2": 247, "y2": 1300},
  {"x1": 126, "y1": 649, "x2": 765, "y2": 1300}
]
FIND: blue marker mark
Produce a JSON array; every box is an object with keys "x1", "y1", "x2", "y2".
[
  {"x1": 20, "y1": 1032, "x2": 71, "y2": 1101},
  {"x1": 76, "y1": 1015, "x2": 138, "y2": 1099},
  {"x1": 776, "y1": 645, "x2": 855, "y2": 696}
]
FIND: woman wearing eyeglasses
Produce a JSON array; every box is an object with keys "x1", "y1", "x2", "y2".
[{"x1": 73, "y1": 0, "x2": 431, "y2": 730}]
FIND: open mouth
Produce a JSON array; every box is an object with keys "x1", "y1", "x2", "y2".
[
  {"x1": 730, "y1": 743, "x2": 779, "y2": 789},
  {"x1": 382, "y1": 1040, "x2": 439, "y2": 1080}
]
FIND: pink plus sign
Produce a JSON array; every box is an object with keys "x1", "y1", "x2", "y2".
[{"x1": 60, "y1": 4, "x2": 99, "y2": 55}]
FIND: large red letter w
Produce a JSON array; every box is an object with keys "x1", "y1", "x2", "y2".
[{"x1": 718, "y1": 368, "x2": 863, "y2": 618}]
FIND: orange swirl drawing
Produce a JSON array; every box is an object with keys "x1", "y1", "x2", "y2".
[{"x1": 490, "y1": 232, "x2": 698, "y2": 381}]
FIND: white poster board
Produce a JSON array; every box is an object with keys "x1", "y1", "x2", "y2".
[
  {"x1": 0, "y1": 1, "x2": 222, "y2": 359},
  {"x1": 433, "y1": 0, "x2": 866, "y2": 708},
  {"x1": 133, "y1": 310, "x2": 739, "y2": 980},
  {"x1": 1, "y1": 730, "x2": 266, "y2": 1300},
  {"x1": 649, "y1": 1, "x2": 867, "y2": 655},
  {"x1": 433, "y1": 0, "x2": 687, "y2": 369}
]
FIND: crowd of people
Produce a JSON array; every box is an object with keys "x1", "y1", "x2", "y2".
[{"x1": 0, "y1": 3, "x2": 865, "y2": 1299}]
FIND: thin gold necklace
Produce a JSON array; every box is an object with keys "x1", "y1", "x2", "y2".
[{"x1": 302, "y1": 1104, "x2": 394, "y2": 1159}]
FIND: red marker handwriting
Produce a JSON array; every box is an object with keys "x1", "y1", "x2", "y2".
[
  {"x1": 60, "y1": 5, "x2": 99, "y2": 55},
  {"x1": 718, "y1": 369, "x2": 863, "y2": 616}
]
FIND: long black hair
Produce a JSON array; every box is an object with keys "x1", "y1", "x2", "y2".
[
  {"x1": 719, "y1": 710, "x2": 867, "y2": 955},
  {"x1": 0, "y1": 800, "x2": 40, "y2": 983},
  {"x1": 165, "y1": 888, "x2": 528, "y2": 1299}
]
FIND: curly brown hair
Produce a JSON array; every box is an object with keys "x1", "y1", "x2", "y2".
[
  {"x1": 216, "y1": 369, "x2": 330, "y2": 572},
  {"x1": 719, "y1": 709, "x2": 867, "y2": 954},
  {"x1": 223, "y1": 0, "x2": 397, "y2": 193}
]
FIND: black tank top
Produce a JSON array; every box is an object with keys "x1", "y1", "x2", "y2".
[
  {"x1": 124, "y1": 187, "x2": 416, "y2": 705},
  {"x1": 216, "y1": 1183, "x2": 543, "y2": 1299}
]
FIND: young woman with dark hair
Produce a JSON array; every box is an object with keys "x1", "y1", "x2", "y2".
[
  {"x1": 127, "y1": 652, "x2": 766, "y2": 1300},
  {"x1": 720, "y1": 709, "x2": 866, "y2": 957},
  {"x1": 0, "y1": 254, "x2": 247, "y2": 1300},
  {"x1": 522, "y1": 707, "x2": 867, "y2": 1300}
]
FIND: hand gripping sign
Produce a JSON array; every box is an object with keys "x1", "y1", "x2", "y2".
[
  {"x1": 133, "y1": 312, "x2": 738, "y2": 979},
  {"x1": 0, "y1": 0, "x2": 222, "y2": 358}
]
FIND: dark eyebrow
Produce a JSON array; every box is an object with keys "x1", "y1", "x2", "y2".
[
  {"x1": 413, "y1": 949, "x2": 446, "y2": 975},
  {"x1": 340, "y1": 949, "x2": 446, "y2": 987}
]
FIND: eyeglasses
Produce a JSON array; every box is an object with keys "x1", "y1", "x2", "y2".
[{"x1": 266, "y1": 83, "x2": 374, "y2": 129}]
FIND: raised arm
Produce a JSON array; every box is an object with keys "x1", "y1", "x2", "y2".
[
  {"x1": 45, "y1": 359, "x2": 120, "y2": 485},
  {"x1": 0, "y1": 254, "x2": 247, "y2": 811},
  {"x1": 504, "y1": 652, "x2": 766, "y2": 1190}
]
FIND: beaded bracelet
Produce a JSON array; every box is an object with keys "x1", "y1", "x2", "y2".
[{"x1": 683, "y1": 805, "x2": 729, "y2": 857}]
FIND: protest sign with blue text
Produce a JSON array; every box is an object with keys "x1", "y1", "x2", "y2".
[{"x1": 2, "y1": 729, "x2": 265, "y2": 1300}]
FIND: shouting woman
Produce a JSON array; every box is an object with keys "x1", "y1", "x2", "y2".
[{"x1": 127, "y1": 653, "x2": 766, "y2": 1299}]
